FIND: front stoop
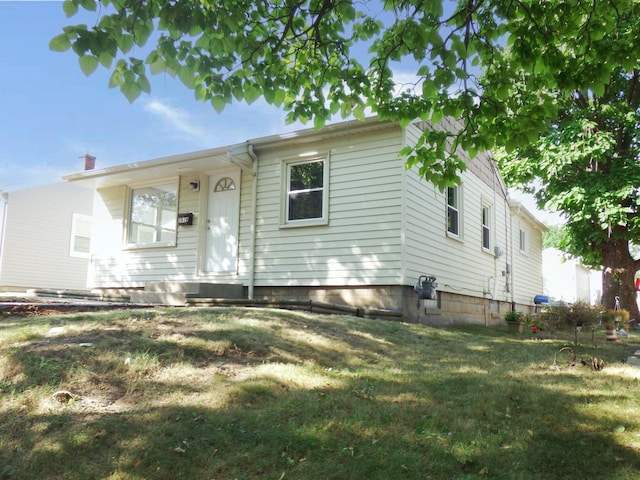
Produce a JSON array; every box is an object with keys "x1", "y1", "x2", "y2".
[{"x1": 129, "y1": 282, "x2": 245, "y2": 306}]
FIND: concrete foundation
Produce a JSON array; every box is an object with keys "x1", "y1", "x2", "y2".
[
  {"x1": 253, "y1": 285, "x2": 520, "y2": 325},
  {"x1": 88, "y1": 282, "x2": 530, "y2": 325}
]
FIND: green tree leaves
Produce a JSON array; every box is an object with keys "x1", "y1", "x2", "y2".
[
  {"x1": 49, "y1": 34, "x2": 71, "y2": 52},
  {"x1": 79, "y1": 55, "x2": 99, "y2": 76},
  {"x1": 542, "y1": 225, "x2": 567, "y2": 249},
  {"x1": 497, "y1": 67, "x2": 640, "y2": 316},
  {"x1": 62, "y1": 1, "x2": 78, "y2": 18},
  {"x1": 51, "y1": 0, "x2": 640, "y2": 190}
]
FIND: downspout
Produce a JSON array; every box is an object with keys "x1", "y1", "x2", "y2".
[
  {"x1": 491, "y1": 157, "x2": 512, "y2": 307},
  {"x1": 247, "y1": 145, "x2": 258, "y2": 299},
  {"x1": 507, "y1": 202, "x2": 513, "y2": 307},
  {"x1": 228, "y1": 143, "x2": 258, "y2": 299},
  {"x1": 492, "y1": 170, "x2": 499, "y2": 302}
]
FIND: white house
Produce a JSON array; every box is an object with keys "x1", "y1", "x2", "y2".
[
  {"x1": 63, "y1": 118, "x2": 546, "y2": 323},
  {"x1": 542, "y1": 247, "x2": 601, "y2": 305},
  {"x1": 0, "y1": 182, "x2": 93, "y2": 292}
]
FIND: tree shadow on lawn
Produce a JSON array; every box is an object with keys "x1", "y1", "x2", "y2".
[
  {"x1": 3, "y1": 373, "x2": 640, "y2": 480},
  {"x1": 2, "y1": 309, "x2": 640, "y2": 479}
]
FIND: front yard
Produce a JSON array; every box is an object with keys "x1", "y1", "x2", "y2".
[{"x1": 1, "y1": 307, "x2": 640, "y2": 479}]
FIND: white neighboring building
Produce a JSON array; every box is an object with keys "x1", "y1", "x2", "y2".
[
  {"x1": 509, "y1": 200, "x2": 548, "y2": 305},
  {"x1": 542, "y1": 247, "x2": 601, "y2": 305},
  {"x1": 0, "y1": 182, "x2": 93, "y2": 291}
]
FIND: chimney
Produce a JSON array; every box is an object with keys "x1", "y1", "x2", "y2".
[{"x1": 83, "y1": 154, "x2": 96, "y2": 171}]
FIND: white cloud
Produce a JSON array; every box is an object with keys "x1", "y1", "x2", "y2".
[{"x1": 143, "y1": 98, "x2": 213, "y2": 146}]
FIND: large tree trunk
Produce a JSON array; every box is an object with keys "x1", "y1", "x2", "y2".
[{"x1": 601, "y1": 240, "x2": 640, "y2": 322}]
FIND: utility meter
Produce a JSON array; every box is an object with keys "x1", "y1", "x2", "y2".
[{"x1": 414, "y1": 275, "x2": 437, "y2": 301}]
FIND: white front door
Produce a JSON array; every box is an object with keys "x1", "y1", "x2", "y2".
[{"x1": 204, "y1": 170, "x2": 240, "y2": 273}]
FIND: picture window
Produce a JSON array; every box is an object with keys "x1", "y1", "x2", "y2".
[{"x1": 127, "y1": 182, "x2": 178, "y2": 247}]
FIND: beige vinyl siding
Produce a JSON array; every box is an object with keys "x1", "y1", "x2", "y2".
[
  {"x1": 402, "y1": 123, "x2": 511, "y2": 300},
  {"x1": 236, "y1": 169, "x2": 255, "y2": 278},
  {"x1": 89, "y1": 173, "x2": 251, "y2": 288},
  {"x1": 88, "y1": 184, "x2": 130, "y2": 287},
  {"x1": 510, "y1": 214, "x2": 545, "y2": 305},
  {"x1": 252, "y1": 125, "x2": 405, "y2": 287},
  {"x1": 0, "y1": 182, "x2": 93, "y2": 290}
]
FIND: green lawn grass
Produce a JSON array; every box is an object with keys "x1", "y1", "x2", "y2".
[{"x1": 2, "y1": 307, "x2": 640, "y2": 479}]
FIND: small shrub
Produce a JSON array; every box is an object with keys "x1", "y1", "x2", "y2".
[
  {"x1": 540, "y1": 301, "x2": 602, "y2": 329},
  {"x1": 540, "y1": 303, "x2": 568, "y2": 329},
  {"x1": 504, "y1": 310, "x2": 525, "y2": 322},
  {"x1": 571, "y1": 301, "x2": 602, "y2": 327},
  {"x1": 528, "y1": 317, "x2": 546, "y2": 333}
]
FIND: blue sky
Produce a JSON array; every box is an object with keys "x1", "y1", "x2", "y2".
[{"x1": 0, "y1": 1, "x2": 306, "y2": 191}]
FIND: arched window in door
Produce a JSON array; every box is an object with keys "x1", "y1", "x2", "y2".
[{"x1": 214, "y1": 177, "x2": 236, "y2": 192}]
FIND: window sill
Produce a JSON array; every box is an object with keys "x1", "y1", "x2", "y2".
[
  {"x1": 280, "y1": 218, "x2": 329, "y2": 229},
  {"x1": 446, "y1": 232, "x2": 463, "y2": 243},
  {"x1": 124, "y1": 242, "x2": 177, "y2": 251}
]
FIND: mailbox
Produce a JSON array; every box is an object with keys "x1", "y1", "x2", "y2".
[{"x1": 415, "y1": 275, "x2": 437, "y2": 300}]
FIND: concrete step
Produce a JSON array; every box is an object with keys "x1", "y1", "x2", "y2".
[
  {"x1": 129, "y1": 291, "x2": 189, "y2": 305},
  {"x1": 129, "y1": 282, "x2": 245, "y2": 305},
  {"x1": 143, "y1": 282, "x2": 244, "y2": 297}
]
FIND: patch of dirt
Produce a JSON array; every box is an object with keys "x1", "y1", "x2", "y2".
[
  {"x1": 0, "y1": 302, "x2": 139, "y2": 317},
  {"x1": 3, "y1": 306, "x2": 265, "y2": 417},
  {"x1": 75, "y1": 377, "x2": 137, "y2": 413}
]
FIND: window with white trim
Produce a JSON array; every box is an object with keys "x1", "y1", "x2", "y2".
[
  {"x1": 284, "y1": 157, "x2": 328, "y2": 225},
  {"x1": 127, "y1": 182, "x2": 178, "y2": 247},
  {"x1": 519, "y1": 228, "x2": 527, "y2": 253},
  {"x1": 446, "y1": 185, "x2": 460, "y2": 237},
  {"x1": 70, "y1": 213, "x2": 91, "y2": 258},
  {"x1": 481, "y1": 205, "x2": 491, "y2": 250}
]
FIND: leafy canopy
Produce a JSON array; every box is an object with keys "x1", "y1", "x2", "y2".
[
  {"x1": 542, "y1": 225, "x2": 566, "y2": 250},
  {"x1": 52, "y1": 0, "x2": 640, "y2": 190},
  {"x1": 497, "y1": 68, "x2": 640, "y2": 269}
]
